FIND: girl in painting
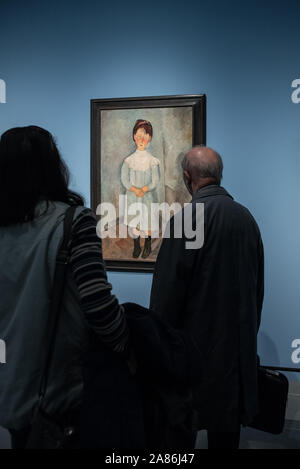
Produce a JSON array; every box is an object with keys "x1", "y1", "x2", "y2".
[{"x1": 121, "y1": 119, "x2": 160, "y2": 259}]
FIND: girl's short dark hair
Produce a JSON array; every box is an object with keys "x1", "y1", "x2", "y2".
[
  {"x1": 0, "y1": 126, "x2": 84, "y2": 226},
  {"x1": 132, "y1": 119, "x2": 153, "y2": 140}
]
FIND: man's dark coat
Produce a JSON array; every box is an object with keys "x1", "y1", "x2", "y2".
[{"x1": 150, "y1": 185, "x2": 264, "y2": 432}]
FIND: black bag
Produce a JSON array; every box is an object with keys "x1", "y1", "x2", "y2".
[
  {"x1": 249, "y1": 366, "x2": 289, "y2": 435},
  {"x1": 26, "y1": 206, "x2": 77, "y2": 449}
]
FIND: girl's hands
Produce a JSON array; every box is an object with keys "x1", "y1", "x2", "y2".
[{"x1": 130, "y1": 186, "x2": 148, "y2": 198}]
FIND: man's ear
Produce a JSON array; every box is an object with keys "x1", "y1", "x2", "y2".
[{"x1": 183, "y1": 170, "x2": 191, "y2": 183}]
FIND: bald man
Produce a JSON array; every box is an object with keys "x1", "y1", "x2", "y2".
[{"x1": 149, "y1": 146, "x2": 264, "y2": 449}]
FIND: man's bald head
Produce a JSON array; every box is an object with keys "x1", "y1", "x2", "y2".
[{"x1": 181, "y1": 146, "x2": 223, "y2": 193}]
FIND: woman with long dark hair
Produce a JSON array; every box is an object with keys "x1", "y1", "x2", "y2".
[{"x1": 0, "y1": 126, "x2": 132, "y2": 448}]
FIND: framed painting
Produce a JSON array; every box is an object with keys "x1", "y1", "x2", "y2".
[{"x1": 91, "y1": 94, "x2": 206, "y2": 272}]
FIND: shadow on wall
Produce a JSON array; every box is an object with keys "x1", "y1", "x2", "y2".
[{"x1": 258, "y1": 332, "x2": 280, "y2": 367}]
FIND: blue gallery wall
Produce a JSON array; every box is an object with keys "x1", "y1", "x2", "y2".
[{"x1": 0, "y1": 0, "x2": 299, "y2": 371}]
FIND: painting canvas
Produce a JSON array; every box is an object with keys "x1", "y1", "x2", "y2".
[{"x1": 91, "y1": 95, "x2": 206, "y2": 271}]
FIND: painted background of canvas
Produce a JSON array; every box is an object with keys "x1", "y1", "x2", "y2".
[
  {"x1": 100, "y1": 107, "x2": 192, "y2": 209},
  {"x1": 100, "y1": 107, "x2": 193, "y2": 261}
]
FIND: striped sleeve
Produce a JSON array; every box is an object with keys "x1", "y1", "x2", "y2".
[{"x1": 69, "y1": 208, "x2": 129, "y2": 353}]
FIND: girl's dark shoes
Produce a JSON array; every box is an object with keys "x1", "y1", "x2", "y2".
[
  {"x1": 132, "y1": 236, "x2": 142, "y2": 258},
  {"x1": 141, "y1": 236, "x2": 152, "y2": 259}
]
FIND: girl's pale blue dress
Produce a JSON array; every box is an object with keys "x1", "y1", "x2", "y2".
[{"x1": 121, "y1": 150, "x2": 160, "y2": 232}]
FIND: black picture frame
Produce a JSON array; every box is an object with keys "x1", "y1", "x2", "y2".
[{"x1": 91, "y1": 94, "x2": 206, "y2": 272}]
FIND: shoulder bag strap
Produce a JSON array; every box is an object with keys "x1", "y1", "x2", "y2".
[{"x1": 37, "y1": 205, "x2": 77, "y2": 407}]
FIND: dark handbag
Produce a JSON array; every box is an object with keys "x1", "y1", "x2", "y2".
[
  {"x1": 249, "y1": 366, "x2": 289, "y2": 435},
  {"x1": 26, "y1": 206, "x2": 77, "y2": 449}
]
